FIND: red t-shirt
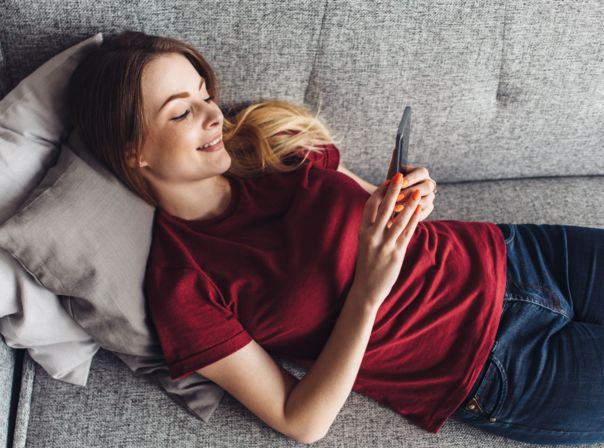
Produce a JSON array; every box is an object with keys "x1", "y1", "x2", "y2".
[{"x1": 144, "y1": 143, "x2": 507, "y2": 433}]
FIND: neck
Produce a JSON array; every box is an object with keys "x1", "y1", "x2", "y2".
[{"x1": 155, "y1": 174, "x2": 231, "y2": 220}]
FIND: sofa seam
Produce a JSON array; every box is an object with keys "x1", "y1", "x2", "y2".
[
  {"x1": 7, "y1": 349, "x2": 24, "y2": 448},
  {"x1": 0, "y1": 30, "x2": 15, "y2": 98},
  {"x1": 303, "y1": 0, "x2": 328, "y2": 104},
  {"x1": 494, "y1": 0, "x2": 508, "y2": 101}
]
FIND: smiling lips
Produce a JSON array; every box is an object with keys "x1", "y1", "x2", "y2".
[
  {"x1": 201, "y1": 135, "x2": 222, "y2": 148},
  {"x1": 198, "y1": 135, "x2": 224, "y2": 152}
]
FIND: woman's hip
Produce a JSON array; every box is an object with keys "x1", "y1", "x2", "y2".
[
  {"x1": 451, "y1": 222, "x2": 604, "y2": 444},
  {"x1": 496, "y1": 222, "x2": 604, "y2": 324}
]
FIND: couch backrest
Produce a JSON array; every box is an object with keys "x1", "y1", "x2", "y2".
[{"x1": 1, "y1": 1, "x2": 602, "y2": 184}]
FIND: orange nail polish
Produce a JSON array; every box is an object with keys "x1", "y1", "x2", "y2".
[
  {"x1": 394, "y1": 204, "x2": 404, "y2": 212},
  {"x1": 384, "y1": 179, "x2": 391, "y2": 186},
  {"x1": 393, "y1": 172, "x2": 403, "y2": 186},
  {"x1": 402, "y1": 179, "x2": 409, "y2": 188},
  {"x1": 396, "y1": 192, "x2": 405, "y2": 201},
  {"x1": 412, "y1": 189, "x2": 421, "y2": 201},
  {"x1": 414, "y1": 204, "x2": 422, "y2": 215}
]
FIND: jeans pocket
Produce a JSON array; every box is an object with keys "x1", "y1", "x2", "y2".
[{"x1": 465, "y1": 355, "x2": 508, "y2": 422}]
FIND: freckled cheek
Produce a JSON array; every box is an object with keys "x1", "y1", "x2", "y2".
[
  {"x1": 150, "y1": 125, "x2": 200, "y2": 160},
  {"x1": 176, "y1": 127, "x2": 202, "y2": 151}
]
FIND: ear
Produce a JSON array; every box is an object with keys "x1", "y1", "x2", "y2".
[
  {"x1": 125, "y1": 145, "x2": 148, "y2": 168},
  {"x1": 126, "y1": 156, "x2": 142, "y2": 169},
  {"x1": 126, "y1": 155, "x2": 137, "y2": 168}
]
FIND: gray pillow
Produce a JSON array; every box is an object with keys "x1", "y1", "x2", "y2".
[
  {"x1": 0, "y1": 33, "x2": 105, "y2": 386},
  {"x1": 0, "y1": 127, "x2": 225, "y2": 422},
  {"x1": 0, "y1": 248, "x2": 100, "y2": 386}
]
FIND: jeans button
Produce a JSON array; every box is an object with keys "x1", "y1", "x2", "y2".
[
  {"x1": 489, "y1": 417, "x2": 497, "y2": 423},
  {"x1": 465, "y1": 397, "x2": 480, "y2": 412}
]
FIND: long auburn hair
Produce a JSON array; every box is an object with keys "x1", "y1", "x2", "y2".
[{"x1": 66, "y1": 30, "x2": 342, "y2": 207}]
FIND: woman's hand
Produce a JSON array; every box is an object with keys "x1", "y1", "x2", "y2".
[
  {"x1": 386, "y1": 148, "x2": 437, "y2": 224},
  {"x1": 351, "y1": 173, "x2": 422, "y2": 309}
]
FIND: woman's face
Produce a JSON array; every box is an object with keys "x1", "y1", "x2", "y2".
[{"x1": 131, "y1": 52, "x2": 231, "y2": 186}]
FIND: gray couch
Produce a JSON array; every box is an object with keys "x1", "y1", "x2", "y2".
[{"x1": 2, "y1": 1, "x2": 603, "y2": 447}]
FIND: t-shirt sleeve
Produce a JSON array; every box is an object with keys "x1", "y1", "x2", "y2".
[
  {"x1": 292, "y1": 143, "x2": 341, "y2": 170},
  {"x1": 277, "y1": 129, "x2": 341, "y2": 170},
  {"x1": 146, "y1": 266, "x2": 253, "y2": 381}
]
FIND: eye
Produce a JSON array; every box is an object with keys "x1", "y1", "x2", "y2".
[
  {"x1": 171, "y1": 96, "x2": 215, "y2": 121},
  {"x1": 173, "y1": 110, "x2": 190, "y2": 121}
]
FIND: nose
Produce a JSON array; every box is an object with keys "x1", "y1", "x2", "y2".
[{"x1": 203, "y1": 105, "x2": 222, "y2": 131}]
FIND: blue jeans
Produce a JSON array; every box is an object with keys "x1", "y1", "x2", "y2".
[{"x1": 451, "y1": 223, "x2": 604, "y2": 445}]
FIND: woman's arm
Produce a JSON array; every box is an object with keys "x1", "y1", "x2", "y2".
[
  {"x1": 195, "y1": 285, "x2": 379, "y2": 444},
  {"x1": 337, "y1": 163, "x2": 378, "y2": 194},
  {"x1": 284, "y1": 287, "x2": 378, "y2": 442}
]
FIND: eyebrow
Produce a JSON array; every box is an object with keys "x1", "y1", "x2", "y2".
[{"x1": 158, "y1": 78, "x2": 206, "y2": 114}]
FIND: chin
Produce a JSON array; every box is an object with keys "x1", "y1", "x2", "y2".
[{"x1": 222, "y1": 153, "x2": 233, "y2": 169}]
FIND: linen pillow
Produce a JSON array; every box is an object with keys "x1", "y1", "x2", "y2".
[
  {"x1": 0, "y1": 32, "x2": 104, "y2": 385},
  {"x1": 0, "y1": 124, "x2": 226, "y2": 422},
  {"x1": 0, "y1": 250, "x2": 100, "y2": 386}
]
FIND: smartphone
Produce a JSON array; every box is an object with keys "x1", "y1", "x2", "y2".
[
  {"x1": 389, "y1": 106, "x2": 411, "y2": 222},
  {"x1": 394, "y1": 106, "x2": 411, "y2": 176}
]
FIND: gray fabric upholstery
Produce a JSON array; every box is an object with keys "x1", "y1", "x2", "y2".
[
  {"x1": 1, "y1": 0, "x2": 603, "y2": 447},
  {"x1": 1, "y1": 3, "x2": 603, "y2": 184},
  {"x1": 15, "y1": 346, "x2": 579, "y2": 448},
  {"x1": 301, "y1": 2, "x2": 604, "y2": 184}
]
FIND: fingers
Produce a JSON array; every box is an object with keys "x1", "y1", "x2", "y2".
[
  {"x1": 374, "y1": 173, "x2": 405, "y2": 229},
  {"x1": 415, "y1": 197, "x2": 434, "y2": 221},
  {"x1": 385, "y1": 189, "x2": 423, "y2": 246},
  {"x1": 400, "y1": 179, "x2": 433, "y2": 199},
  {"x1": 390, "y1": 183, "x2": 435, "y2": 220},
  {"x1": 363, "y1": 164, "x2": 436, "y2": 228},
  {"x1": 397, "y1": 167, "x2": 431, "y2": 191},
  {"x1": 363, "y1": 181, "x2": 390, "y2": 227}
]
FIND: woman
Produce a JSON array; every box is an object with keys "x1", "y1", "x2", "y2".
[{"x1": 66, "y1": 30, "x2": 604, "y2": 445}]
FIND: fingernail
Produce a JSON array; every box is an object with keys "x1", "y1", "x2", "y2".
[
  {"x1": 402, "y1": 179, "x2": 409, "y2": 188},
  {"x1": 394, "y1": 204, "x2": 405, "y2": 212},
  {"x1": 393, "y1": 172, "x2": 403, "y2": 186},
  {"x1": 414, "y1": 204, "x2": 422, "y2": 215},
  {"x1": 396, "y1": 192, "x2": 405, "y2": 201},
  {"x1": 412, "y1": 189, "x2": 421, "y2": 201},
  {"x1": 383, "y1": 179, "x2": 390, "y2": 187}
]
